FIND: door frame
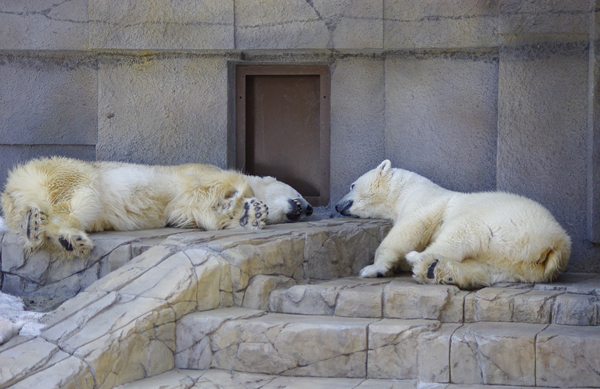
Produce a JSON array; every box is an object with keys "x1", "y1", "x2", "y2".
[{"x1": 235, "y1": 64, "x2": 331, "y2": 206}]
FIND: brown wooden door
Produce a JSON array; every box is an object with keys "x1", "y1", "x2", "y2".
[{"x1": 236, "y1": 65, "x2": 330, "y2": 206}]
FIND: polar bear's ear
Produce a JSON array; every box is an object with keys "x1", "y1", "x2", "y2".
[{"x1": 377, "y1": 160, "x2": 392, "y2": 175}]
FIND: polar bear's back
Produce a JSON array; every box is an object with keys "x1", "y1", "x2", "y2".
[{"x1": 442, "y1": 191, "x2": 570, "y2": 272}]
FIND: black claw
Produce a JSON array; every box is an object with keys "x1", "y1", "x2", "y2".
[
  {"x1": 427, "y1": 259, "x2": 439, "y2": 279},
  {"x1": 59, "y1": 237, "x2": 74, "y2": 251}
]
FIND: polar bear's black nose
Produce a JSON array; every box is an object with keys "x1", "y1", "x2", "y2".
[
  {"x1": 335, "y1": 200, "x2": 353, "y2": 216},
  {"x1": 306, "y1": 204, "x2": 313, "y2": 216}
]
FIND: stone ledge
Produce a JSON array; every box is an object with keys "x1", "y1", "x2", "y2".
[
  {"x1": 268, "y1": 273, "x2": 600, "y2": 325},
  {"x1": 0, "y1": 219, "x2": 390, "y2": 389},
  {"x1": 175, "y1": 308, "x2": 600, "y2": 386}
]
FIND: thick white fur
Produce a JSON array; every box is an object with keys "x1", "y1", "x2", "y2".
[
  {"x1": 336, "y1": 160, "x2": 571, "y2": 289},
  {"x1": 1, "y1": 157, "x2": 309, "y2": 258}
]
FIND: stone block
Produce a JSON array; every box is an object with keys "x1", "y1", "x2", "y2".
[
  {"x1": 269, "y1": 283, "x2": 338, "y2": 316},
  {"x1": 451, "y1": 322, "x2": 543, "y2": 386},
  {"x1": 177, "y1": 309, "x2": 373, "y2": 378},
  {"x1": 99, "y1": 244, "x2": 133, "y2": 277},
  {"x1": 468, "y1": 287, "x2": 562, "y2": 324},
  {"x1": 302, "y1": 221, "x2": 385, "y2": 279},
  {"x1": 242, "y1": 275, "x2": 296, "y2": 311},
  {"x1": 536, "y1": 325, "x2": 600, "y2": 388},
  {"x1": 0, "y1": 337, "x2": 62, "y2": 388},
  {"x1": 551, "y1": 294, "x2": 600, "y2": 326},
  {"x1": 235, "y1": 0, "x2": 383, "y2": 49},
  {"x1": 367, "y1": 319, "x2": 458, "y2": 381},
  {"x1": 89, "y1": 0, "x2": 234, "y2": 49},
  {"x1": 0, "y1": 0, "x2": 88, "y2": 50},
  {"x1": 330, "y1": 56, "x2": 386, "y2": 204},
  {"x1": 9, "y1": 356, "x2": 94, "y2": 389},
  {"x1": 383, "y1": 280, "x2": 465, "y2": 322},
  {"x1": 119, "y1": 252, "x2": 196, "y2": 304},
  {"x1": 0, "y1": 53, "x2": 97, "y2": 145},
  {"x1": 175, "y1": 308, "x2": 265, "y2": 370},
  {"x1": 114, "y1": 369, "x2": 203, "y2": 389},
  {"x1": 335, "y1": 284, "x2": 384, "y2": 318},
  {"x1": 97, "y1": 52, "x2": 239, "y2": 167},
  {"x1": 385, "y1": 51, "x2": 499, "y2": 193},
  {"x1": 384, "y1": 0, "x2": 498, "y2": 49}
]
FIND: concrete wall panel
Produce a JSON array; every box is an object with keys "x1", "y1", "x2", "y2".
[
  {"x1": 385, "y1": 51, "x2": 499, "y2": 193},
  {"x1": 97, "y1": 52, "x2": 238, "y2": 168},
  {"x1": 384, "y1": 0, "x2": 498, "y2": 50},
  {"x1": 235, "y1": 0, "x2": 383, "y2": 50},
  {"x1": 497, "y1": 35, "x2": 591, "y2": 270},
  {"x1": 0, "y1": 0, "x2": 88, "y2": 50},
  {"x1": 90, "y1": 0, "x2": 234, "y2": 50},
  {"x1": 0, "y1": 52, "x2": 97, "y2": 145},
  {"x1": 330, "y1": 55, "x2": 386, "y2": 204}
]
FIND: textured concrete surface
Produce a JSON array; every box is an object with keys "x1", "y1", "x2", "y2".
[{"x1": 1, "y1": 0, "x2": 599, "y2": 273}]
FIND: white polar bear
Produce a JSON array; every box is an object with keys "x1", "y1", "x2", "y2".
[
  {"x1": 335, "y1": 160, "x2": 571, "y2": 289},
  {"x1": 1, "y1": 157, "x2": 312, "y2": 258}
]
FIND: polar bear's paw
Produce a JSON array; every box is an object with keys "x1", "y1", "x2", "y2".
[
  {"x1": 411, "y1": 257, "x2": 459, "y2": 286},
  {"x1": 55, "y1": 229, "x2": 93, "y2": 258},
  {"x1": 215, "y1": 191, "x2": 241, "y2": 216},
  {"x1": 359, "y1": 263, "x2": 392, "y2": 278},
  {"x1": 20, "y1": 207, "x2": 47, "y2": 249},
  {"x1": 239, "y1": 198, "x2": 268, "y2": 229}
]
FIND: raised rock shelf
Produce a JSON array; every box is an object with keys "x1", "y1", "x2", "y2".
[{"x1": 0, "y1": 218, "x2": 599, "y2": 389}]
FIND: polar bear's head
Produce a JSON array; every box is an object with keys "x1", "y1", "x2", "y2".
[
  {"x1": 246, "y1": 176, "x2": 313, "y2": 224},
  {"x1": 335, "y1": 160, "x2": 395, "y2": 219}
]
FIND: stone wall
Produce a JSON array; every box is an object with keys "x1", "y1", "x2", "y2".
[{"x1": 0, "y1": 0, "x2": 599, "y2": 271}]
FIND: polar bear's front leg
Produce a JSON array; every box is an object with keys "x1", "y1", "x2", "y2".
[{"x1": 359, "y1": 220, "x2": 433, "y2": 278}]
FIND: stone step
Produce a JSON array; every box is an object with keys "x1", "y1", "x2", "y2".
[
  {"x1": 114, "y1": 368, "x2": 549, "y2": 389},
  {"x1": 174, "y1": 307, "x2": 600, "y2": 387},
  {"x1": 268, "y1": 273, "x2": 600, "y2": 325}
]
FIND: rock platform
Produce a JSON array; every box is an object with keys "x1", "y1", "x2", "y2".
[{"x1": 0, "y1": 218, "x2": 599, "y2": 388}]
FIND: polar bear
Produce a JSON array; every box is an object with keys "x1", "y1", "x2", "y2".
[
  {"x1": 1, "y1": 157, "x2": 313, "y2": 258},
  {"x1": 335, "y1": 160, "x2": 571, "y2": 289}
]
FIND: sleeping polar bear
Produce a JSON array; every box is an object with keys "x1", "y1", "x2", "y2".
[
  {"x1": 1, "y1": 157, "x2": 313, "y2": 258},
  {"x1": 335, "y1": 160, "x2": 571, "y2": 289}
]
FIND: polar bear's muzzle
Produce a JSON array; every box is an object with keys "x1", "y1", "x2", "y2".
[
  {"x1": 335, "y1": 199, "x2": 353, "y2": 216},
  {"x1": 286, "y1": 198, "x2": 313, "y2": 221}
]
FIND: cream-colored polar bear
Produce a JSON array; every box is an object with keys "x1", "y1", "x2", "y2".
[
  {"x1": 1, "y1": 157, "x2": 312, "y2": 258},
  {"x1": 335, "y1": 160, "x2": 571, "y2": 289}
]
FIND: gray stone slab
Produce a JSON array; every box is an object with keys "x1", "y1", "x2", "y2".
[
  {"x1": 89, "y1": 0, "x2": 234, "y2": 49},
  {"x1": 384, "y1": 0, "x2": 498, "y2": 49},
  {"x1": 0, "y1": 52, "x2": 97, "y2": 145},
  {"x1": 384, "y1": 51, "x2": 499, "y2": 193},
  {"x1": 368, "y1": 319, "x2": 458, "y2": 382},
  {"x1": 0, "y1": 0, "x2": 89, "y2": 50},
  {"x1": 97, "y1": 52, "x2": 238, "y2": 167},
  {"x1": 235, "y1": 0, "x2": 383, "y2": 50},
  {"x1": 451, "y1": 322, "x2": 544, "y2": 386},
  {"x1": 536, "y1": 325, "x2": 600, "y2": 388}
]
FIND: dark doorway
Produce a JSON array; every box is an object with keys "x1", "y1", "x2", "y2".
[{"x1": 236, "y1": 65, "x2": 330, "y2": 206}]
